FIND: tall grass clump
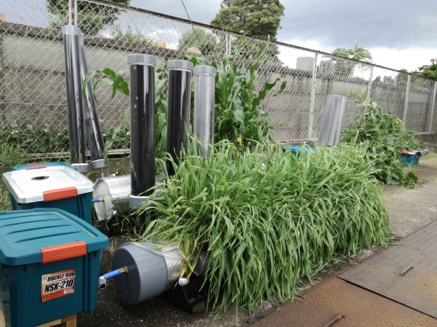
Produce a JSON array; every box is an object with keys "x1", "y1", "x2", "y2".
[{"x1": 140, "y1": 141, "x2": 389, "y2": 313}]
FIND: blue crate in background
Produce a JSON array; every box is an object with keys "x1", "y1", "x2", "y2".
[
  {"x1": 400, "y1": 154, "x2": 419, "y2": 167},
  {"x1": 282, "y1": 145, "x2": 316, "y2": 155}
]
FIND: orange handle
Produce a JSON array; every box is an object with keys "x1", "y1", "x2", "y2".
[
  {"x1": 41, "y1": 242, "x2": 87, "y2": 263},
  {"x1": 43, "y1": 187, "x2": 77, "y2": 202}
]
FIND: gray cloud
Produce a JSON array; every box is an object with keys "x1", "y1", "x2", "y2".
[
  {"x1": 131, "y1": 0, "x2": 437, "y2": 51},
  {"x1": 269, "y1": 0, "x2": 437, "y2": 50}
]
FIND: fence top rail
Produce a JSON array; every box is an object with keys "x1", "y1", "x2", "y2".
[{"x1": 79, "y1": 0, "x2": 437, "y2": 82}]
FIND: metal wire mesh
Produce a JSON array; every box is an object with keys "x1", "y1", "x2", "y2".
[{"x1": 0, "y1": 0, "x2": 436, "y2": 155}]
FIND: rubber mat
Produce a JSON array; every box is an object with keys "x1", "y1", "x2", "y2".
[
  {"x1": 340, "y1": 221, "x2": 437, "y2": 318},
  {"x1": 253, "y1": 278, "x2": 437, "y2": 327}
]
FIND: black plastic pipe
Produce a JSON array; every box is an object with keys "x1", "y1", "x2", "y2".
[
  {"x1": 79, "y1": 35, "x2": 106, "y2": 170},
  {"x1": 166, "y1": 60, "x2": 193, "y2": 176},
  {"x1": 128, "y1": 54, "x2": 156, "y2": 209},
  {"x1": 62, "y1": 25, "x2": 88, "y2": 173}
]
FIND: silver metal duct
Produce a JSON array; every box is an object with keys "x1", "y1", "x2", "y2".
[
  {"x1": 79, "y1": 34, "x2": 106, "y2": 170},
  {"x1": 128, "y1": 54, "x2": 156, "y2": 209},
  {"x1": 414, "y1": 149, "x2": 430, "y2": 158},
  {"x1": 112, "y1": 241, "x2": 209, "y2": 305},
  {"x1": 166, "y1": 60, "x2": 193, "y2": 176},
  {"x1": 193, "y1": 65, "x2": 217, "y2": 159},
  {"x1": 112, "y1": 242, "x2": 184, "y2": 304},
  {"x1": 93, "y1": 175, "x2": 131, "y2": 221},
  {"x1": 318, "y1": 95, "x2": 347, "y2": 147},
  {"x1": 62, "y1": 25, "x2": 88, "y2": 173}
]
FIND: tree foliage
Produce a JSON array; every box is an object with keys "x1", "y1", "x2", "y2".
[
  {"x1": 330, "y1": 45, "x2": 372, "y2": 77},
  {"x1": 177, "y1": 28, "x2": 218, "y2": 55},
  {"x1": 47, "y1": 0, "x2": 130, "y2": 35},
  {"x1": 211, "y1": 0, "x2": 285, "y2": 39},
  {"x1": 415, "y1": 58, "x2": 437, "y2": 81}
]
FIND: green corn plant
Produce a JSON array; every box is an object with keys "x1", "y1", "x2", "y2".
[
  {"x1": 186, "y1": 38, "x2": 287, "y2": 147},
  {"x1": 138, "y1": 140, "x2": 390, "y2": 316}
]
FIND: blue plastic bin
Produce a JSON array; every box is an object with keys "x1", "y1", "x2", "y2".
[
  {"x1": 282, "y1": 145, "x2": 316, "y2": 155},
  {"x1": 400, "y1": 154, "x2": 419, "y2": 167},
  {"x1": 12, "y1": 162, "x2": 74, "y2": 171},
  {"x1": 0, "y1": 209, "x2": 109, "y2": 327},
  {"x1": 2, "y1": 166, "x2": 94, "y2": 224}
]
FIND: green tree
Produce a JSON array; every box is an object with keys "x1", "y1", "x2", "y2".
[
  {"x1": 111, "y1": 25, "x2": 155, "y2": 46},
  {"x1": 330, "y1": 45, "x2": 372, "y2": 77},
  {"x1": 211, "y1": 0, "x2": 285, "y2": 39},
  {"x1": 416, "y1": 58, "x2": 437, "y2": 81},
  {"x1": 178, "y1": 28, "x2": 218, "y2": 55},
  {"x1": 47, "y1": 0, "x2": 130, "y2": 35},
  {"x1": 211, "y1": 0, "x2": 284, "y2": 61}
]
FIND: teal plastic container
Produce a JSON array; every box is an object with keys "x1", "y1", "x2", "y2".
[
  {"x1": 0, "y1": 209, "x2": 109, "y2": 327},
  {"x1": 12, "y1": 162, "x2": 74, "y2": 171},
  {"x1": 2, "y1": 166, "x2": 94, "y2": 224},
  {"x1": 282, "y1": 145, "x2": 316, "y2": 155},
  {"x1": 400, "y1": 154, "x2": 419, "y2": 167},
  {"x1": 9, "y1": 163, "x2": 75, "y2": 211}
]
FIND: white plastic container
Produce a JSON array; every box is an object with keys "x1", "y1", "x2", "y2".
[{"x1": 2, "y1": 166, "x2": 94, "y2": 224}]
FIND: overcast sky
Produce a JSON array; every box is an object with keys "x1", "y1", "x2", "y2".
[
  {"x1": 130, "y1": 0, "x2": 437, "y2": 71},
  {"x1": 2, "y1": 0, "x2": 436, "y2": 72}
]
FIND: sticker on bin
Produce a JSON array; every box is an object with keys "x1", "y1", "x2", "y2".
[{"x1": 41, "y1": 269, "x2": 76, "y2": 302}]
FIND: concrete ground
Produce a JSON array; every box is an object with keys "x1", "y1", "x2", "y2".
[{"x1": 78, "y1": 156, "x2": 437, "y2": 327}]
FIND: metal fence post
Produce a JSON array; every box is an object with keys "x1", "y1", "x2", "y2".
[
  {"x1": 308, "y1": 53, "x2": 318, "y2": 139},
  {"x1": 68, "y1": 0, "x2": 78, "y2": 25},
  {"x1": 367, "y1": 66, "x2": 373, "y2": 99},
  {"x1": 225, "y1": 32, "x2": 231, "y2": 55},
  {"x1": 402, "y1": 75, "x2": 411, "y2": 122},
  {"x1": 0, "y1": 31, "x2": 4, "y2": 123},
  {"x1": 428, "y1": 82, "x2": 437, "y2": 132}
]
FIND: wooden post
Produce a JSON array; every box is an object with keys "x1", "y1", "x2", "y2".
[{"x1": 35, "y1": 314, "x2": 76, "y2": 327}]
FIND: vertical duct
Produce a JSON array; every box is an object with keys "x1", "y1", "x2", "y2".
[
  {"x1": 62, "y1": 25, "x2": 88, "y2": 173},
  {"x1": 79, "y1": 35, "x2": 106, "y2": 170},
  {"x1": 318, "y1": 95, "x2": 347, "y2": 147},
  {"x1": 128, "y1": 54, "x2": 156, "y2": 209},
  {"x1": 193, "y1": 65, "x2": 216, "y2": 159},
  {"x1": 166, "y1": 60, "x2": 193, "y2": 176}
]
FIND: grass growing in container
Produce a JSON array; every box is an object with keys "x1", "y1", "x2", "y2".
[{"x1": 139, "y1": 140, "x2": 390, "y2": 314}]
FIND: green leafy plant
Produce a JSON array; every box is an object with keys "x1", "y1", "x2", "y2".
[
  {"x1": 187, "y1": 39, "x2": 286, "y2": 147},
  {"x1": 342, "y1": 93, "x2": 421, "y2": 186},
  {"x1": 139, "y1": 140, "x2": 389, "y2": 315},
  {"x1": 111, "y1": 25, "x2": 155, "y2": 46},
  {"x1": 0, "y1": 123, "x2": 70, "y2": 154},
  {"x1": 0, "y1": 144, "x2": 30, "y2": 210}
]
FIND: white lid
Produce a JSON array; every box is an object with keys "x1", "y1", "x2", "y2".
[{"x1": 2, "y1": 166, "x2": 94, "y2": 204}]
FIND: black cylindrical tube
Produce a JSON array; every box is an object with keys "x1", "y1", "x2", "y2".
[
  {"x1": 166, "y1": 60, "x2": 193, "y2": 176},
  {"x1": 128, "y1": 55, "x2": 156, "y2": 208},
  {"x1": 62, "y1": 25, "x2": 88, "y2": 173},
  {"x1": 79, "y1": 35, "x2": 106, "y2": 170}
]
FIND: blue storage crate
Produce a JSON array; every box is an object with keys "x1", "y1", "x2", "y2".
[
  {"x1": 2, "y1": 166, "x2": 94, "y2": 224},
  {"x1": 282, "y1": 145, "x2": 316, "y2": 155},
  {"x1": 400, "y1": 154, "x2": 419, "y2": 167},
  {"x1": 0, "y1": 209, "x2": 109, "y2": 327},
  {"x1": 12, "y1": 162, "x2": 74, "y2": 171}
]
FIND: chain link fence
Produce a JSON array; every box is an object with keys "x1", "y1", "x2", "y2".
[{"x1": 1, "y1": 0, "x2": 436, "y2": 155}]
